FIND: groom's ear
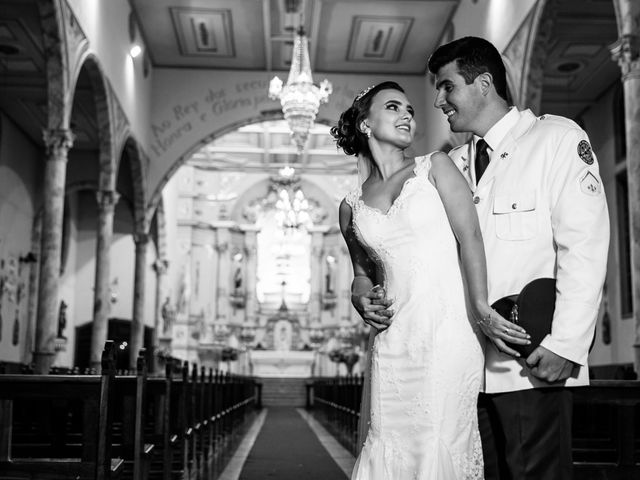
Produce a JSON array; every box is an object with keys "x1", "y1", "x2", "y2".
[{"x1": 477, "y1": 72, "x2": 494, "y2": 96}]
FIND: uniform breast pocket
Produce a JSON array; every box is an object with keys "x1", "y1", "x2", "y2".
[{"x1": 493, "y1": 191, "x2": 538, "y2": 240}]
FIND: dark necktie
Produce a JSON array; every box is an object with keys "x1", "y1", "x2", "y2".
[{"x1": 475, "y1": 139, "x2": 490, "y2": 182}]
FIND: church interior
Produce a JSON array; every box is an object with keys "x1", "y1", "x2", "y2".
[{"x1": 0, "y1": 0, "x2": 639, "y2": 478}]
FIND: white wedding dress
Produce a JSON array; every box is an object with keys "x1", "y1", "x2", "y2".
[{"x1": 347, "y1": 154, "x2": 484, "y2": 480}]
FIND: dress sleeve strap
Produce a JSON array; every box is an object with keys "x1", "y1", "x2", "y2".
[
  {"x1": 413, "y1": 154, "x2": 433, "y2": 178},
  {"x1": 344, "y1": 188, "x2": 360, "y2": 209}
]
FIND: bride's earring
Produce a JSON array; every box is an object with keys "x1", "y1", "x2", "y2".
[{"x1": 364, "y1": 127, "x2": 372, "y2": 139}]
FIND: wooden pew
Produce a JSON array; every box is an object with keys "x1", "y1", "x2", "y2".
[
  {"x1": 0, "y1": 341, "x2": 123, "y2": 480},
  {"x1": 144, "y1": 362, "x2": 173, "y2": 480},
  {"x1": 572, "y1": 380, "x2": 640, "y2": 479},
  {"x1": 145, "y1": 359, "x2": 192, "y2": 480},
  {"x1": 111, "y1": 350, "x2": 155, "y2": 480}
]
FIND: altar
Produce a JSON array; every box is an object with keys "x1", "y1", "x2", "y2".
[
  {"x1": 250, "y1": 350, "x2": 315, "y2": 377},
  {"x1": 249, "y1": 298, "x2": 316, "y2": 377}
]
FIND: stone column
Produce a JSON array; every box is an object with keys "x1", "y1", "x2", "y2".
[
  {"x1": 89, "y1": 190, "x2": 119, "y2": 370},
  {"x1": 34, "y1": 128, "x2": 74, "y2": 374},
  {"x1": 215, "y1": 226, "x2": 231, "y2": 323},
  {"x1": 152, "y1": 258, "x2": 168, "y2": 370},
  {"x1": 611, "y1": 0, "x2": 640, "y2": 374},
  {"x1": 308, "y1": 228, "x2": 324, "y2": 324},
  {"x1": 129, "y1": 233, "x2": 149, "y2": 369},
  {"x1": 243, "y1": 227, "x2": 259, "y2": 324}
]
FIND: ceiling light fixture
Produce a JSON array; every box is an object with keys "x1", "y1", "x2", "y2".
[
  {"x1": 269, "y1": 26, "x2": 332, "y2": 154},
  {"x1": 273, "y1": 166, "x2": 312, "y2": 232}
]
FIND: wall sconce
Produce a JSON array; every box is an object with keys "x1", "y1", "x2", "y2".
[
  {"x1": 129, "y1": 44, "x2": 142, "y2": 58},
  {"x1": 128, "y1": 12, "x2": 143, "y2": 59}
]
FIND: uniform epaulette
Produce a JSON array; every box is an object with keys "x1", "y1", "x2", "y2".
[{"x1": 537, "y1": 114, "x2": 581, "y2": 130}]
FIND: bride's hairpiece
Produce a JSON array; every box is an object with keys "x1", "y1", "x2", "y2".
[{"x1": 354, "y1": 84, "x2": 376, "y2": 102}]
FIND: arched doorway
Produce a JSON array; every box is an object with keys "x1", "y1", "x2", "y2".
[{"x1": 160, "y1": 118, "x2": 358, "y2": 375}]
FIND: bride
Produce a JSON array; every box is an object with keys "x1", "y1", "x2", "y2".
[{"x1": 331, "y1": 82, "x2": 530, "y2": 479}]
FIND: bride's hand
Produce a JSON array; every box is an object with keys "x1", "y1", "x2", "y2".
[
  {"x1": 474, "y1": 306, "x2": 530, "y2": 358},
  {"x1": 352, "y1": 285, "x2": 394, "y2": 332}
]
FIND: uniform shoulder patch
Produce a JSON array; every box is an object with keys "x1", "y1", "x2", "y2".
[
  {"x1": 580, "y1": 171, "x2": 601, "y2": 196},
  {"x1": 577, "y1": 140, "x2": 594, "y2": 165}
]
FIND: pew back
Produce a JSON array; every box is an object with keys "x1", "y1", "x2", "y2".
[{"x1": 0, "y1": 342, "x2": 121, "y2": 480}]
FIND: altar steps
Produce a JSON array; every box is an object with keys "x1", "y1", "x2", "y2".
[{"x1": 259, "y1": 377, "x2": 308, "y2": 406}]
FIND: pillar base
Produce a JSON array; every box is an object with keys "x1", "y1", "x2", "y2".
[
  {"x1": 32, "y1": 351, "x2": 56, "y2": 374},
  {"x1": 89, "y1": 359, "x2": 102, "y2": 374}
]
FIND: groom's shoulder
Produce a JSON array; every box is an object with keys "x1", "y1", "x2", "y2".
[{"x1": 533, "y1": 113, "x2": 582, "y2": 133}]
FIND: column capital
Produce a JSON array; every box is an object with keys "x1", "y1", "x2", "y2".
[
  {"x1": 42, "y1": 128, "x2": 75, "y2": 158},
  {"x1": 214, "y1": 241, "x2": 229, "y2": 254},
  {"x1": 611, "y1": 35, "x2": 640, "y2": 79},
  {"x1": 96, "y1": 190, "x2": 120, "y2": 211},
  {"x1": 153, "y1": 258, "x2": 169, "y2": 275},
  {"x1": 134, "y1": 232, "x2": 150, "y2": 246},
  {"x1": 243, "y1": 246, "x2": 256, "y2": 259}
]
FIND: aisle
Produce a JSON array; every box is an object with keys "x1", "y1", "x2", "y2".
[{"x1": 220, "y1": 407, "x2": 353, "y2": 480}]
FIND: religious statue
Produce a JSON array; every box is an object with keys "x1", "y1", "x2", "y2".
[
  {"x1": 325, "y1": 270, "x2": 334, "y2": 294},
  {"x1": 233, "y1": 267, "x2": 243, "y2": 292},
  {"x1": 57, "y1": 300, "x2": 67, "y2": 339},
  {"x1": 161, "y1": 297, "x2": 176, "y2": 335},
  {"x1": 176, "y1": 267, "x2": 190, "y2": 314}
]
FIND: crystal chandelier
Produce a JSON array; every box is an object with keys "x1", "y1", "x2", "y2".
[
  {"x1": 273, "y1": 166, "x2": 312, "y2": 232},
  {"x1": 269, "y1": 26, "x2": 332, "y2": 154}
]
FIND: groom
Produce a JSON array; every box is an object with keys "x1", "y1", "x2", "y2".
[{"x1": 427, "y1": 37, "x2": 609, "y2": 479}]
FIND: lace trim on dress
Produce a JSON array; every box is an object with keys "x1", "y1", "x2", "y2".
[
  {"x1": 413, "y1": 154, "x2": 432, "y2": 178},
  {"x1": 344, "y1": 188, "x2": 360, "y2": 209},
  {"x1": 354, "y1": 155, "x2": 433, "y2": 218}
]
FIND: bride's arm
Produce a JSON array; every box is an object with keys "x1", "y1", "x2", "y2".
[
  {"x1": 339, "y1": 199, "x2": 394, "y2": 331},
  {"x1": 428, "y1": 152, "x2": 530, "y2": 356}
]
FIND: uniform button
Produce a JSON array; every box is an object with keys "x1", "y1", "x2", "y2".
[
  {"x1": 473, "y1": 196, "x2": 480, "y2": 204},
  {"x1": 512, "y1": 203, "x2": 517, "y2": 209}
]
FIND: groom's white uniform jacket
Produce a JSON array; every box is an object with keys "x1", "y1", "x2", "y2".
[{"x1": 449, "y1": 107, "x2": 609, "y2": 394}]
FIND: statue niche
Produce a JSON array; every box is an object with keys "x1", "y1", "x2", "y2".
[
  {"x1": 229, "y1": 252, "x2": 245, "y2": 309},
  {"x1": 264, "y1": 299, "x2": 301, "y2": 351}
]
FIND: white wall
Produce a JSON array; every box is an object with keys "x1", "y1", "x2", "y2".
[
  {"x1": 0, "y1": 114, "x2": 42, "y2": 363},
  {"x1": 452, "y1": 0, "x2": 538, "y2": 52},
  {"x1": 66, "y1": 0, "x2": 153, "y2": 148}
]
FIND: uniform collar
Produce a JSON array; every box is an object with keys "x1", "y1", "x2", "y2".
[{"x1": 473, "y1": 106, "x2": 520, "y2": 152}]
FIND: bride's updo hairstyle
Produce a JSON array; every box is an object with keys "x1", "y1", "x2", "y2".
[{"x1": 330, "y1": 81, "x2": 405, "y2": 157}]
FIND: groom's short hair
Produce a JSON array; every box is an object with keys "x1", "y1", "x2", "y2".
[{"x1": 428, "y1": 36, "x2": 509, "y2": 103}]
